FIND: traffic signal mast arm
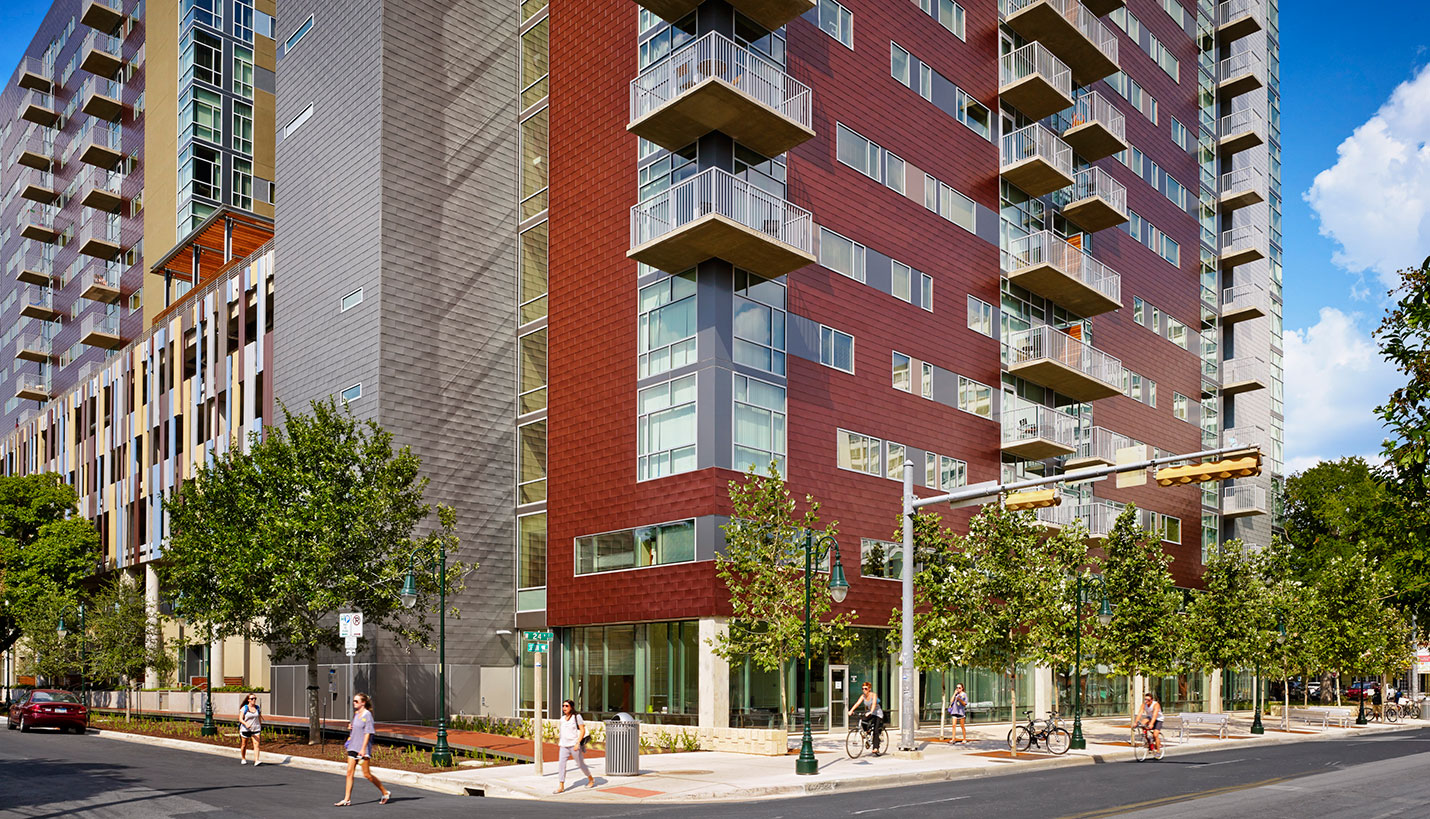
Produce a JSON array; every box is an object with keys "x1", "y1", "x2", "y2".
[{"x1": 909, "y1": 444, "x2": 1261, "y2": 513}]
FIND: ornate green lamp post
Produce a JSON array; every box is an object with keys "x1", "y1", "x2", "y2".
[
  {"x1": 795, "y1": 530, "x2": 849, "y2": 776},
  {"x1": 1070, "y1": 574, "x2": 1112, "y2": 751},
  {"x1": 401, "y1": 540, "x2": 454, "y2": 767}
]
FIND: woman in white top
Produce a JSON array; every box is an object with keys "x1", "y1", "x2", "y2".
[
  {"x1": 554, "y1": 699, "x2": 595, "y2": 794},
  {"x1": 237, "y1": 694, "x2": 262, "y2": 766}
]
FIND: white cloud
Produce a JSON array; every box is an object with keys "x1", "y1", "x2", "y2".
[
  {"x1": 1282, "y1": 307, "x2": 1399, "y2": 474},
  {"x1": 1306, "y1": 63, "x2": 1430, "y2": 291}
]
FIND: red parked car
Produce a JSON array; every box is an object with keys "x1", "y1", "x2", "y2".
[{"x1": 7, "y1": 689, "x2": 88, "y2": 733}]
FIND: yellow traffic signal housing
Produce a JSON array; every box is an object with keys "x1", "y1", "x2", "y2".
[
  {"x1": 1154, "y1": 451, "x2": 1261, "y2": 486},
  {"x1": 1005, "y1": 488, "x2": 1061, "y2": 511}
]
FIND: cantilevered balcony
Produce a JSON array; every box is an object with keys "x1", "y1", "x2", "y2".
[
  {"x1": 1001, "y1": 123, "x2": 1074, "y2": 197},
  {"x1": 1007, "y1": 325, "x2": 1123, "y2": 402},
  {"x1": 80, "y1": 75, "x2": 123, "y2": 121},
  {"x1": 629, "y1": 167, "x2": 815, "y2": 278},
  {"x1": 1037, "y1": 502, "x2": 1119, "y2": 540},
  {"x1": 1218, "y1": 106, "x2": 1265, "y2": 155},
  {"x1": 1063, "y1": 91, "x2": 1126, "y2": 161},
  {"x1": 1217, "y1": 51, "x2": 1264, "y2": 98},
  {"x1": 1066, "y1": 425, "x2": 1136, "y2": 469},
  {"x1": 82, "y1": 0, "x2": 126, "y2": 31},
  {"x1": 999, "y1": 42, "x2": 1072, "y2": 120},
  {"x1": 1082, "y1": 0, "x2": 1125, "y2": 14},
  {"x1": 79, "y1": 165, "x2": 125, "y2": 212},
  {"x1": 17, "y1": 56, "x2": 50, "y2": 92},
  {"x1": 19, "y1": 167, "x2": 57, "y2": 204},
  {"x1": 633, "y1": 0, "x2": 813, "y2": 32},
  {"x1": 81, "y1": 30, "x2": 124, "y2": 77},
  {"x1": 1002, "y1": 402, "x2": 1078, "y2": 460},
  {"x1": 1063, "y1": 166, "x2": 1128, "y2": 232},
  {"x1": 1223, "y1": 425, "x2": 1267, "y2": 452},
  {"x1": 20, "y1": 89, "x2": 57, "y2": 126},
  {"x1": 15, "y1": 372, "x2": 52, "y2": 402},
  {"x1": 1218, "y1": 165, "x2": 1265, "y2": 210},
  {"x1": 1217, "y1": 0, "x2": 1263, "y2": 44},
  {"x1": 1001, "y1": 0, "x2": 1119, "y2": 85},
  {"x1": 15, "y1": 327, "x2": 52, "y2": 363},
  {"x1": 12, "y1": 125, "x2": 53, "y2": 170},
  {"x1": 77, "y1": 213, "x2": 122, "y2": 259},
  {"x1": 80, "y1": 312, "x2": 123, "y2": 349},
  {"x1": 1221, "y1": 357, "x2": 1267, "y2": 395},
  {"x1": 20, "y1": 204, "x2": 59, "y2": 243},
  {"x1": 1221, "y1": 283, "x2": 1268, "y2": 324},
  {"x1": 1220, "y1": 225, "x2": 1267, "y2": 267},
  {"x1": 1222, "y1": 484, "x2": 1267, "y2": 518},
  {"x1": 628, "y1": 32, "x2": 813, "y2": 158},
  {"x1": 20, "y1": 285, "x2": 59, "y2": 321},
  {"x1": 77, "y1": 120, "x2": 124, "y2": 168},
  {"x1": 1006, "y1": 230, "x2": 1121, "y2": 316},
  {"x1": 11, "y1": 245, "x2": 52, "y2": 285},
  {"x1": 79, "y1": 259, "x2": 122, "y2": 303}
]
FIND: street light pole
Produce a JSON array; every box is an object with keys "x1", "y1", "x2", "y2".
[
  {"x1": 1071, "y1": 575, "x2": 1085, "y2": 751},
  {"x1": 1250, "y1": 667, "x2": 1264, "y2": 734},
  {"x1": 401, "y1": 542, "x2": 453, "y2": 766},
  {"x1": 201, "y1": 635, "x2": 217, "y2": 736},
  {"x1": 899, "y1": 459, "x2": 915, "y2": 752},
  {"x1": 795, "y1": 531, "x2": 848, "y2": 776}
]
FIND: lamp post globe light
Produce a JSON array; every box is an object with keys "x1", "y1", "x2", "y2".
[
  {"x1": 401, "y1": 540, "x2": 454, "y2": 767},
  {"x1": 1070, "y1": 575, "x2": 1112, "y2": 751},
  {"x1": 55, "y1": 603, "x2": 88, "y2": 718},
  {"x1": 795, "y1": 530, "x2": 849, "y2": 776}
]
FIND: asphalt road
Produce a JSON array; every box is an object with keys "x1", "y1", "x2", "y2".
[{"x1": 3, "y1": 723, "x2": 1430, "y2": 818}]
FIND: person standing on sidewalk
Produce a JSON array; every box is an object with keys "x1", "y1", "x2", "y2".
[
  {"x1": 336, "y1": 693, "x2": 391, "y2": 807},
  {"x1": 949, "y1": 683, "x2": 969, "y2": 744},
  {"x1": 238, "y1": 694, "x2": 263, "y2": 765},
  {"x1": 554, "y1": 699, "x2": 595, "y2": 794}
]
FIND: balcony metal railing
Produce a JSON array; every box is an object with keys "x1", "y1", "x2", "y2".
[
  {"x1": 79, "y1": 74, "x2": 122, "y2": 109},
  {"x1": 23, "y1": 202, "x2": 57, "y2": 231},
  {"x1": 20, "y1": 166, "x2": 56, "y2": 200},
  {"x1": 77, "y1": 118, "x2": 123, "y2": 161},
  {"x1": 1071, "y1": 166, "x2": 1127, "y2": 213},
  {"x1": 1219, "y1": 106, "x2": 1265, "y2": 140},
  {"x1": 1073, "y1": 425, "x2": 1136, "y2": 465},
  {"x1": 1008, "y1": 325, "x2": 1123, "y2": 389},
  {"x1": 1002, "y1": 402, "x2": 1079, "y2": 450},
  {"x1": 1070, "y1": 91, "x2": 1126, "y2": 143},
  {"x1": 1223, "y1": 425, "x2": 1267, "y2": 451},
  {"x1": 1077, "y1": 502, "x2": 1120, "y2": 538},
  {"x1": 1000, "y1": 41, "x2": 1071, "y2": 97},
  {"x1": 22, "y1": 285, "x2": 55, "y2": 313},
  {"x1": 1219, "y1": 165, "x2": 1265, "y2": 195},
  {"x1": 1007, "y1": 229, "x2": 1122, "y2": 303},
  {"x1": 1221, "y1": 356, "x2": 1266, "y2": 385},
  {"x1": 630, "y1": 31, "x2": 812, "y2": 130},
  {"x1": 83, "y1": 29, "x2": 121, "y2": 59},
  {"x1": 1002, "y1": 0, "x2": 1119, "y2": 65},
  {"x1": 13, "y1": 242, "x2": 53, "y2": 279},
  {"x1": 1002, "y1": 123, "x2": 1073, "y2": 177},
  {"x1": 1223, "y1": 484, "x2": 1267, "y2": 515},
  {"x1": 10, "y1": 124, "x2": 54, "y2": 165},
  {"x1": 78, "y1": 212, "x2": 122, "y2": 254},
  {"x1": 20, "y1": 89, "x2": 56, "y2": 123},
  {"x1": 82, "y1": 312, "x2": 121, "y2": 338},
  {"x1": 1221, "y1": 225, "x2": 1266, "y2": 254},
  {"x1": 16, "y1": 372, "x2": 52, "y2": 397},
  {"x1": 79, "y1": 163, "x2": 124, "y2": 198},
  {"x1": 630, "y1": 166, "x2": 814, "y2": 255},
  {"x1": 1218, "y1": 51, "x2": 1265, "y2": 86},
  {"x1": 16, "y1": 330, "x2": 53, "y2": 359},
  {"x1": 1219, "y1": 0, "x2": 1263, "y2": 27},
  {"x1": 1221, "y1": 283, "x2": 1267, "y2": 316},
  {"x1": 17, "y1": 55, "x2": 51, "y2": 89}
]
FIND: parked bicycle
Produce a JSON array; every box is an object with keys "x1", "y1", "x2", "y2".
[
  {"x1": 1132, "y1": 722, "x2": 1164, "y2": 762},
  {"x1": 846, "y1": 716, "x2": 890, "y2": 759},
  {"x1": 1008, "y1": 710, "x2": 1071, "y2": 755}
]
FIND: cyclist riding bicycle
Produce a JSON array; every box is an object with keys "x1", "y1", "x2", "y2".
[
  {"x1": 848, "y1": 682, "x2": 884, "y2": 753},
  {"x1": 1135, "y1": 692, "x2": 1163, "y2": 749}
]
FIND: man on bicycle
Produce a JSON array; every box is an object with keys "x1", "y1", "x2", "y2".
[
  {"x1": 1135, "y1": 692, "x2": 1163, "y2": 749},
  {"x1": 848, "y1": 682, "x2": 884, "y2": 754}
]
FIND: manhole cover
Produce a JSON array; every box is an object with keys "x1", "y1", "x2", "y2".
[{"x1": 659, "y1": 770, "x2": 715, "y2": 776}]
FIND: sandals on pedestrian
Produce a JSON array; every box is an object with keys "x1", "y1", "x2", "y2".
[
  {"x1": 380, "y1": 791, "x2": 392, "y2": 805},
  {"x1": 333, "y1": 800, "x2": 351, "y2": 807}
]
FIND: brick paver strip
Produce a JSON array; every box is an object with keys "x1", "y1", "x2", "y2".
[{"x1": 601, "y1": 786, "x2": 665, "y2": 798}]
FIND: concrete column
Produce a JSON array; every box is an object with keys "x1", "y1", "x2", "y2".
[
  {"x1": 698, "y1": 618, "x2": 730, "y2": 729},
  {"x1": 1209, "y1": 669, "x2": 1223, "y2": 713},
  {"x1": 144, "y1": 564, "x2": 160, "y2": 688},
  {"x1": 1033, "y1": 664, "x2": 1054, "y2": 717}
]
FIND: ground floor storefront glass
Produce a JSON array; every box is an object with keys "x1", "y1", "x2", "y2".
[
  {"x1": 1223, "y1": 668, "x2": 1256, "y2": 710},
  {"x1": 1149, "y1": 672, "x2": 1207, "y2": 713},
  {"x1": 561, "y1": 621, "x2": 699, "y2": 726},
  {"x1": 1056, "y1": 664, "x2": 1130, "y2": 718},
  {"x1": 729, "y1": 627, "x2": 892, "y2": 731},
  {"x1": 921, "y1": 662, "x2": 1035, "y2": 724}
]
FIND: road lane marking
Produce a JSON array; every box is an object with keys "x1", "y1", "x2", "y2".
[
  {"x1": 1191, "y1": 758, "x2": 1244, "y2": 767},
  {"x1": 1056, "y1": 777, "x2": 1291, "y2": 819},
  {"x1": 851, "y1": 796, "x2": 971, "y2": 814}
]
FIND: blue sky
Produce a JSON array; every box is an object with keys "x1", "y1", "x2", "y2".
[{"x1": 3, "y1": 1, "x2": 1423, "y2": 473}]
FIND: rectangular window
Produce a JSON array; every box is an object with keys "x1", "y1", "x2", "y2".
[
  {"x1": 814, "y1": 0, "x2": 854, "y2": 49},
  {"x1": 340, "y1": 383, "x2": 361, "y2": 402},
  {"x1": 283, "y1": 104, "x2": 313, "y2": 139},
  {"x1": 1173, "y1": 392, "x2": 1190, "y2": 422},
  {"x1": 639, "y1": 271, "x2": 697, "y2": 378},
  {"x1": 520, "y1": 221, "x2": 548, "y2": 323},
  {"x1": 860, "y1": 538, "x2": 901, "y2": 580},
  {"x1": 178, "y1": 142, "x2": 222, "y2": 203},
  {"x1": 180, "y1": 28, "x2": 223, "y2": 87},
  {"x1": 733, "y1": 288, "x2": 787, "y2": 376},
  {"x1": 233, "y1": 0, "x2": 255, "y2": 42},
  {"x1": 837, "y1": 124, "x2": 882, "y2": 184},
  {"x1": 519, "y1": 328, "x2": 547, "y2": 414},
  {"x1": 891, "y1": 42, "x2": 910, "y2": 86},
  {"x1": 574, "y1": 519, "x2": 696, "y2": 575},
  {"x1": 886, "y1": 443, "x2": 906, "y2": 480},
  {"x1": 231, "y1": 158, "x2": 253, "y2": 210},
  {"x1": 233, "y1": 46, "x2": 254, "y2": 98},
  {"x1": 892, "y1": 352, "x2": 912, "y2": 392},
  {"x1": 1160, "y1": 235, "x2": 1180, "y2": 267},
  {"x1": 183, "y1": 0, "x2": 222, "y2": 29},
  {"x1": 1133, "y1": 296, "x2": 1145, "y2": 326},
  {"x1": 285, "y1": 14, "x2": 314, "y2": 52},
  {"x1": 818, "y1": 228, "x2": 866, "y2": 282},
  {"x1": 967, "y1": 296, "x2": 994, "y2": 337},
  {"x1": 920, "y1": 273, "x2": 934, "y2": 312},
  {"x1": 638, "y1": 374, "x2": 697, "y2": 481},
  {"x1": 819, "y1": 325, "x2": 854, "y2": 373},
  {"x1": 891, "y1": 260, "x2": 912, "y2": 302},
  {"x1": 939, "y1": 455, "x2": 967, "y2": 491},
  {"x1": 180, "y1": 86, "x2": 224, "y2": 144},
  {"x1": 956, "y1": 87, "x2": 991, "y2": 139},
  {"x1": 938, "y1": 182, "x2": 976, "y2": 233},
  {"x1": 519, "y1": 419, "x2": 547, "y2": 503},
  {"x1": 921, "y1": 361, "x2": 933, "y2": 399},
  {"x1": 340, "y1": 288, "x2": 363, "y2": 312},
  {"x1": 958, "y1": 375, "x2": 991, "y2": 418},
  {"x1": 1167, "y1": 318, "x2": 1188, "y2": 349},
  {"x1": 233, "y1": 101, "x2": 254, "y2": 155},
  {"x1": 917, "y1": 0, "x2": 966, "y2": 40},
  {"x1": 733, "y1": 374, "x2": 787, "y2": 476},
  {"x1": 517, "y1": 512, "x2": 546, "y2": 594},
  {"x1": 837, "y1": 429, "x2": 882, "y2": 476}
]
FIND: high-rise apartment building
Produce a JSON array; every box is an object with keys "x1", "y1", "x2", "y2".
[{"x1": 2, "y1": 0, "x2": 1281, "y2": 728}]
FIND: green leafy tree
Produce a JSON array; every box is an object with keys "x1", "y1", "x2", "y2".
[
  {"x1": 14, "y1": 595, "x2": 80, "y2": 685},
  {"x1": 86, "y1": 575, "x2": 177, "y2": 720},
  {"x1": 1095, "y1": 505, "x2": 1183, "y2": 713},
  {"x1": 1307, "y1": 550, "x2": 1397, "y2": 705},
  {"x1": 1282, "y1": 458, "x2": 1394, "y2": 578},
  {"x1": 711, "y1": 463, "x2": 853, "y2": 732},
  {"x1": 1185, "y1": 539, "x2": 1271, "y2": 676},
  {"x1": 161, "y1": 399, "x2": 468, "y2": 743},
  {"x1": 1261, "y1": 537, "x2": 1321, "y2": 708},
  {"x1": 0, "y1": 474, "x2": 99, "y2": 652}
]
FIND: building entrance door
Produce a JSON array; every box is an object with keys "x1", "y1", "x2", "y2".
[{"x1": 829, "y1": 665, "x2": 849, "y2": 733}]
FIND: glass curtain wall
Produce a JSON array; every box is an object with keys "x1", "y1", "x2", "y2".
[{"x1": 563, "y1": 622, "x2": 699, "y2": 725}]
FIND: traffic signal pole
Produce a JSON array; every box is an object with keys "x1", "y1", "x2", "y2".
[{"x1": 897, "y1": 443, "x2": 1260, "y2": 751}]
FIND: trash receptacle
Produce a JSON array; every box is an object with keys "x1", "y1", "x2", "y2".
[{"x1": 604, "y1": 713, "x2": 640, "y2": 776}]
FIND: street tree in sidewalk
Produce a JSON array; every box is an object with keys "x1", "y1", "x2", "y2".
[
  {"x1": 86, "y1": 574, "x2": 177, "y2": 720},
  {"x1": 161, "y1": 399, "x2": 469, "y2": 744},
  {"x1": 711, "y1": 462, "x2": 853, "y2": 733},
  {"x1": 0, "y1": 474, "x2": 99, "y2": 654},
  {"x1": 14, "y1": 595, "x2": 81, "y2": 685},
  {"x1": 1306, "y1": 550, "x2": 1399, "y2": 706},
  {"x1": 1261, "y1": 537, "x2": 1320, "y2": 709},
  {"x1": 946, "y1": 504, "x2": 1086, "y2": 751},
  {"x1": 1185, "y1": 539, "x2": 1274, "y2": 714},
  {"x1": 1095, "y1": 505, "x2": 1184, "y2": 715}
]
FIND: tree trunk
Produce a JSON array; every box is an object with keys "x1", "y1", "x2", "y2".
[
  {"x1": 1009, "y1": 665, "x2": 1018, "y2": 757},
  {"x1": 307, "y1": 653, "x2": 321, "y2": 744},
  {"x1": 940, "y1": 668, "x2": 948, "y2": 741},
  {"x1": 126, "y1": 683, "x2": 132, "y2": 722},
  {"x1": 779, "y1": 659, "x2": 789, "y2": 733},
  {"x1": 1303, "y1": 668, "x2": 1309, "y2": 706},
  {"x1": 1335, "y1": 670, "x2": 1342, "y2": 707}
]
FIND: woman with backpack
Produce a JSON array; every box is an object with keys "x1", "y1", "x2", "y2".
[
  {"x1": 238, "y1": 694, "x2": 263, "y2": 765},
  {"x1": 554, "y1": 699, "x2": 595, "y2": 794},
  {"x1": 949, "y1": 683, "x2": 969, "y2": 744}
]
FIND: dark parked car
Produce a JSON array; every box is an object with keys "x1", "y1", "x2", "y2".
[{"x1": 6, "y1": 689, "x2": 88, "y2": 733}]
